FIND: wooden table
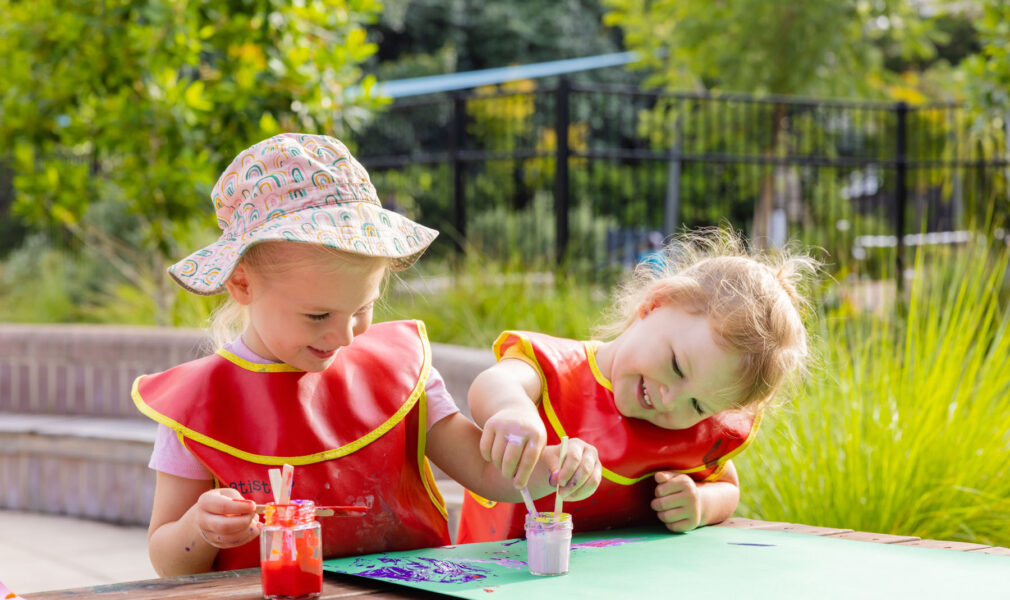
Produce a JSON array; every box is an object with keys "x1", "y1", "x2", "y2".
[
  {"x1": 22, "y1": 518, "x2": 1010, "y2": 599},
  {"x1": 22, "y1": 568, "x2": 446, "y2": 600}
]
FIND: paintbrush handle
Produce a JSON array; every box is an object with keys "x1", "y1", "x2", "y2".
[
  {"x1": 554, "y1": 436, "x2": 569, "y2": 516},
  {"x1": 519, "y1": 487, "x2": 539, "y2": 518},
  {"x1": 253, "y1": 504, "x2": 368, "y2": 517}
]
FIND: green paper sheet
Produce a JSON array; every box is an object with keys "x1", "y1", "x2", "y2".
[{"x1": 323, "y1": 526, "x2": 1009, "y2": 599}]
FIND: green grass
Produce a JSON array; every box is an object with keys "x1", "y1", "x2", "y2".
[
  {"x1": 377, "y1": 253, "x2": 611, "y2": 347},
  {"x1": 736, "y1": 242, "x2": 1010, "y2": 546}
]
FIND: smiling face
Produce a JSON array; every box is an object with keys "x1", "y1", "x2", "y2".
[
  {"x1": 225, "y1": 244, "x2": 387, "y2": 372},
  {"x1": 595, "y1": 303, "x2": 743, "y2": 430}
]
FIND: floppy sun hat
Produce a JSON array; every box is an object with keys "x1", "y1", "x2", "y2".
[{"x1": 169, "y1": 133, "x2": 439, "y2": 295}]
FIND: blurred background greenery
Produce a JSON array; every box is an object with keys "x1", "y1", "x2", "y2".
[{"x1": 2, "y1": 0, "x2": 1010, "y2": 546}]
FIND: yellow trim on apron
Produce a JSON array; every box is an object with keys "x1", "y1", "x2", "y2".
[
  {"x1": 416, "y1": 388, "x2": 449, "y2": 521},
  {"x1": 499, "y1": 332, "x2": 756, "y2": 487},
  {"x1": 215, "y1": 348, "x2": 303, "y2": 373},
  {"x1": 133, "y1": 320, "x2": 433, "y2": 466}
]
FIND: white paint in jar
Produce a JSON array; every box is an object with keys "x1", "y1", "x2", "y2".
[{"x1": 524, "y1": 512, "x2": 573, "y2": 576}]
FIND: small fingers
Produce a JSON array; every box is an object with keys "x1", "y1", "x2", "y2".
[
  {"x1": 195, "y1": 489, "x2": 261, "y2": 549},
  {"x1": 656, "y1": 507, "x2": 700, "y2": 532},
  {"x1": 654, "y1": 472, "x2": 692, "y2": 497},
  {"x1": 489, "y1": 432, "x2": 510, "y2": 472},
  {"x1": 500, "y1": 435, "x2": 527, "y2": 482},
  {"x1": 513, "y1": 441, "x2": 543, "y2": 489},
  {"x1": 652, "y1": 475, "x2": 701, "y2": 532},
  {"x1": 479, "y1": 427, "x2": 495, "y2": 462},
  {"x1": 198, "y1": 510, "x2": 261, "y2": 548},
  {"x1": 550, "y1": 441, "x2": 600, "y2": 500}
]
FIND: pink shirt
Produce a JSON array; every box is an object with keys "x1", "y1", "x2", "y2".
[{"x1": 149, "y1": 336, "x2": 460, "y2": 480}]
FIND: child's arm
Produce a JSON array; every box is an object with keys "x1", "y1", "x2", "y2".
[
  {"x1": 467, "y1": 358, "x2": 548, "y2": 489},
  {"x1": 427, "y1": 412, "x2": 601, "y2": 503},
  {"x1": 650, "y1": 460, "x2": 740, "y2": 533},
  {"x1": 147, "y1": 472, "x2": 261, "y2": 576}
]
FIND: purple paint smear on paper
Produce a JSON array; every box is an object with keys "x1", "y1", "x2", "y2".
[
  {"x1": 571, "y1": 537, "x2": 646, "y2": 549},
  {"x1": 348, "y1": 557, "x2": 492, "y2": 583},
  {"x1": 727, "y1": 542, "x2": 775, "y2": 547}
]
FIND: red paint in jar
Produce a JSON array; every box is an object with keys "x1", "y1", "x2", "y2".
[{"x1": 260, "y1": 501, "x2": 323, "y2": 599}]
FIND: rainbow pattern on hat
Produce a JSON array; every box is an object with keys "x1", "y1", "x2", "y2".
[{"x1": 168, "y1": 133, "x2": 438, "y2": 295}]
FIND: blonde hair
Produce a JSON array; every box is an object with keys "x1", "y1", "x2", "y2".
[
  {"x1": 208, "y1": 242, "x2": 390, "y2": 349},
  {"x1": 596, "y1": 228, "x2": 818, "y2": 410}
]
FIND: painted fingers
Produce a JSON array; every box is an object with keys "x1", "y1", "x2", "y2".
[
  {"x1": 546, "y1": 438, "x2": 602, "y2": 502},
  {"x1": 479, "y1": 409, "x2": 547, "y2": 488},
  {"x1": 196, "y1": 488, "x2": 262, "y2": 549}
]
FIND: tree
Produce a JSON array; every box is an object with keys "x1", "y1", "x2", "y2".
[
  {"x1": 368, "y1": 0, "x2": 625, "y2": 78},
  {"x1": 962, "y1": 0, "x2": 1010, "y2": 114},
  {"x1": 602, "y1": 0, "x2": 939, "y2": 243},
  {"x1": 960, "y1": 0, "x2": 1010, "y2": 226},
  {"x1": 0, "y1": 0, "x2": 382, "y2": 323}
]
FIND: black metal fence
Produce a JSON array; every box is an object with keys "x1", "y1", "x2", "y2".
[{"x1": 356, "y1": 77, "x2": 1009, "y2": 278}]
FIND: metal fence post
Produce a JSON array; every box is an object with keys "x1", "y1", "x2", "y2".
[
  {"x1": 450, "y1": 92, "x2": 466, "y2": 256},
  {"x1": 895, "y1": 101, "x2": 908, "y2": 290},
  {"x1": 554, "y1": 77, "x2": 571, "y2": 263}
]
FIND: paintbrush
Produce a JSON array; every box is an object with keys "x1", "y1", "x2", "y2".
[{"x1": 253, "y1": 504, "x2": 368, "y2": 517}]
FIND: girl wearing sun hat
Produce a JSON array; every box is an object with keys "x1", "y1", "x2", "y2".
[{"x1": 132, "y1": 133, "x2": 579, "y2": 575}]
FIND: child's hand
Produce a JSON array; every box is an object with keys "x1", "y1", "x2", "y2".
[
  {"x1": 542, "y1": 438, "x2": 602, "y2": 502},
  {"x1": 651, "y1": 471, "x2": 702, "y2": 532},
  {"x1": 194, "y1": 488, "x2": 261, "y2": 549},
  {"x1": 479, "y1": 407, "x2": 548, "y2": 488}
]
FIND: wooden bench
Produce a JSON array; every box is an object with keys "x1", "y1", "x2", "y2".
[{"x1": 0, "y1": 323, "x2": 493, "y2": 531}]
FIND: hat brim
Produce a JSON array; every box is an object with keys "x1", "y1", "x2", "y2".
[{"x1": 168, "y1": 201, "x2": 439, "y2": 296}]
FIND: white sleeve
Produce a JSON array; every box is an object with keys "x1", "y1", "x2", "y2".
[{"x1": 424, "y1": 366, "x2": 461, "y2": 431}]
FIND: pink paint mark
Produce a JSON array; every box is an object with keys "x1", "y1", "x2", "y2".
[
  {"x1": 484, "y1": 586, "x2": 499, "y2": 593},
  {"x1": 571, "y1": 537, "x2": 646, "y2": 549}
]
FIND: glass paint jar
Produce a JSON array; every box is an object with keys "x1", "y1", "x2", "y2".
[
  {"x1": 524, "y1": 512, "x2": 573, "y2": 576},
  {"x1": 260, "y1": 500, "x2": 323, "y2": 599}
]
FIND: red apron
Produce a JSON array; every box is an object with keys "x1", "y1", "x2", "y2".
[
  {"x1": 133, "y1": 320, "x2": 450, "y2": 570},
  {"x1": 457, "y1": 330, "x2": 759, "y2": 542}
]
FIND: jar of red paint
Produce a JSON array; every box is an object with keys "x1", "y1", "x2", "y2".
[{"x1": 260, "y1": 500, "x2": 323, "y2": 599}]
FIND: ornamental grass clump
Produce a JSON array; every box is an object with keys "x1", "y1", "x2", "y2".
[{"x1": 737, "y1": 241, "x2": 1010, "y2": 546}]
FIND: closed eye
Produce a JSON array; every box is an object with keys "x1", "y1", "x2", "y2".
[
  {"x1": 306, "y1": 313, "x2": 330, "y2": 321},
  {"x1": 691, "y1": 398, "x2": 704, "y2": 416},
  {"x1": 672, "y1": 353, "x2": 684, "y2": 378}
]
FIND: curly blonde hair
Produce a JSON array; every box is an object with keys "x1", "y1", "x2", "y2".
[
  {"x1": 208, "y1": 242, "x2": 390, "y2": 350},
  {"x1": 596, "y1": 228, "x2": 818, "y2": 410}
]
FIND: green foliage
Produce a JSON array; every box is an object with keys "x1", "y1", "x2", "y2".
[
  {"x1": 370, "y1": 0, "x2": 624, "y2": 76},
  {"x1": 961, "y1": 0, "x2": 1010, "y2": 114},
  {"x1": 603, "y1": 0, "x2": 938, "y2": 97},
  {"x1": 0, "y1": 234, "x2": 222, "y2": 326},
  {"x1": 376, "y1": 253, "x2": 611, "y2": 347},
  {"x1": 0, "y1": 0, "x2": 383, "y2": 322},
  {"x1": 737, "y1": 241, "x2": 1010, "y2": 545},
  {"x1": 0, "y1": 238, "x2": 84, "y2": 322}
]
